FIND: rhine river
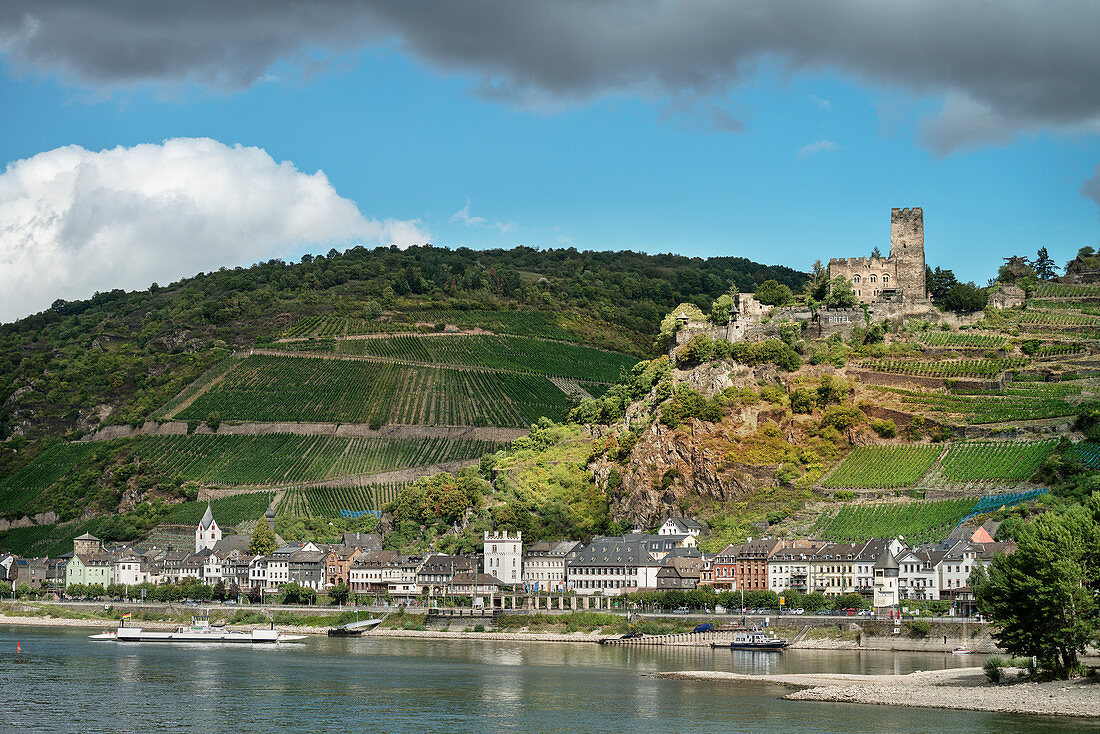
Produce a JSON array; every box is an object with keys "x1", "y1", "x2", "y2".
[{"x1": 1, "y1": 625, "x2": 1095, "y2": 733}]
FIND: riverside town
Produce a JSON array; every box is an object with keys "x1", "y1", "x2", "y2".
[{"x1": 3, "y1": 5, "x2": 1100, "y2": 731}]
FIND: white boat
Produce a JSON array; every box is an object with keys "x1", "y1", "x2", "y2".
[
  {"x1": 951, "y1": 646, "x2": 971, "y2": 654},
  {"x1": 711, "y1": 630, "x2": 790, "y2": 651},
  {"x1": 89, "y1": 617, "x2": 306, "y2": 644}
]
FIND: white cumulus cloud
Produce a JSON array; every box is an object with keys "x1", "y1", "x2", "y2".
[
  {"x1": 797, "y1": 139, "x2": 839, "y2": 158},
  {"x1": 0, "y1": 137, "x2": 427, "y2": 322}
]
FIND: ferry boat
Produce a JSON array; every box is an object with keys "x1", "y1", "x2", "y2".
[
  {"x1": 711, "y1": 630, "x2": 789, "y2": 651},
  {"x1": 89, "y1": 616, "x2": 307, "y2": 644}
]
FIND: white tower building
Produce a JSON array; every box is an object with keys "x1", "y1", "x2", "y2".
[{"x1": 483, "y1": 531, "x2": 522, "y2": 584}]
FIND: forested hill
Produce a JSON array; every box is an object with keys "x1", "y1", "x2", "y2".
[{"x1": 0, "y1": 244, "x2": 805, "y2": 450}]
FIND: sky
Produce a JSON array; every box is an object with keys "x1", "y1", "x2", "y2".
[{"x1": 2, "y1": 2, "x2": 1100, "y2": 323}]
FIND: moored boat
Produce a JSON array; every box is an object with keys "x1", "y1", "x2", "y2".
[
  {"x1": 711, "y1": 630, "x2": 789, "y2": 651},
  {"x1": 327, "y1": 618, "x2": 382, "y2": 637},
  {"x1": 89, "y1": 616, "x2": 306, "y2": 644}
]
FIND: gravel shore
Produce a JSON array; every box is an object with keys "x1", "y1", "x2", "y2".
[{"x1": 656, "y1": 667, "x2": 1100, "y2": 718}]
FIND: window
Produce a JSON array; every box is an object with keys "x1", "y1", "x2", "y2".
[
  {"x1": 882, "y1": 275, "x2": 889, "y2": 284},
  {"x1": 853, "y1": 275, "x2": 861, "y2": 284},
  {"x1": 870, "y1": 275, "x2": 877, "y2": 283}
]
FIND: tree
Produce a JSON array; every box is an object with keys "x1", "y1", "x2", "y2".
[
  {"x1": 941, "y1": 283, "x2": 988, "y2": 313},
  {"x1": 823, "y1": 276, "x2": 858, "y2": 309},
  {"x1": 755, "y1": 280, "x2": 795, "y2": 307},
  {"x1": 925, "y1": 266, "x2": 959, "y2": 303},
  {"x1": 1032, "y1": 247, "x2": 1057, "y2": 280},
  {"x1": 973, "y1": 493, "x2": 1100, "y2": 678},
  {"x1": 871, "y1": 246, "x2": 882, "y2": 258},
  {"x1": 328, "y1": 583, "x2": 351, "y2": 605},
  {"x1": 709, "y1": 294, "x2": 734, "y2": 324},
  {"x1": 804, "y1": 259, "x2": 830, "y2": 301},
  {"x1": 249, "y1": 516, "x2": 279, "y2": 556},
  {"x1": 998, "y1": 255, "x2": 1036, "y2": 285}
]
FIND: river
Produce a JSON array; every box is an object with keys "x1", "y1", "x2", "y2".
[{"x1": 1, "y1": 625, "x2": 1095, "y2": 732}]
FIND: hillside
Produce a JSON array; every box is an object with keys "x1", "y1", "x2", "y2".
[{"x1": 0, "y1": 244, "x2": 806, "y2": 552}]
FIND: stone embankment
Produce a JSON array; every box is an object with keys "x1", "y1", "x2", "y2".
[
  {"x1": 656, "y1": 668, "x2": 1100, "y2": 718},
  {"x1": 88, "y1": 421, "x2": 526, "y2": 443}
]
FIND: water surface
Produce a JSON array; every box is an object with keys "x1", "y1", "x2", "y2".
[{"x1": 2, "y1": 626, "x2": 1095, "y2": 733}]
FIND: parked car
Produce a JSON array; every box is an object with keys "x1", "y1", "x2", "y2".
[
  {"x1": 857, "y1": 609, "x2": 871, "y2": 617},
  {"x1": 790, "y1": 608, "x2": 805, "y2": 615},
  {"x1": 693, "y1": 623, "x2": 714, "y2": 633},
  {"x1": 672, "y1": 606, "x2": 690, "y2": 614},
  {"x1": 621, "y1": 631, "x2": 644, "y2": 639},
  {"x1": 815, "y1": 609, "x2": 832, "y2": 615}
]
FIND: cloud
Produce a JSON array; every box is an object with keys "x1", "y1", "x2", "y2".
[
  {"x1": 1083, "y1": 163, "x2": 1100, "y2": 212},
  {"x1": 797, "y1": 140, "x2": 839, "y2": 158},
  {"x1": 3, "y1": 2, "x2": 1100, "y2": 151},
  {"x1": 0, "y1": 137, "x2": 426, "y2": 323},
  {"x1": 449, "y1": 199, "x2": 515, "y2": 234}
]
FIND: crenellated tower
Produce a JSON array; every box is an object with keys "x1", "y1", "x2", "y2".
[{"x1": 889, "y1": 207, "x2": 926, "y2": 300}]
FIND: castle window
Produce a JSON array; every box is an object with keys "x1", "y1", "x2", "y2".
[
  {"x1": 853, "y1": 275, "x2": 861, "y2": 284},
  {"x1": 869, "y1": 275, "x2": 877, "y2": 283},
  {"x1": 882, "y1": 275, "x2": 889, "y2": 284}
]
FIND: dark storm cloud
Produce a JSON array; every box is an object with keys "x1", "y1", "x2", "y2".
[{"x1": 2, "y1": 1, "x2": 1100, "y2": 151}]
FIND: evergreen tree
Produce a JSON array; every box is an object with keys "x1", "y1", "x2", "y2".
[
  {"x1": 871, "y1": 246, "x2": 882, "y2": 258},
  {"x1": 925, "y1": 266, "x2": 959, "y2": 303},
  {"x1": 249, "y1": 516, "x2": 278, "y2": 556},
  {"x1": 1032, "y1": 246, "x2": 1057, "y2": 280}
]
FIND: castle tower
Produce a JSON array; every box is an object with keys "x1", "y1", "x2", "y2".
[
  {"x1": 889, "y1": 207, "x2": 926, "y2": 301},
  {"x1": 195, "y1": 504, "x2": 222, "y2": 553},
  {"x1": 483, "y1": 530, "x2": 522, "y2": 583}
]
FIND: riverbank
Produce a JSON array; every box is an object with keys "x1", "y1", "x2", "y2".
[{"x1": 656, "y1": 667, "x2": 1100, "y2": 718}]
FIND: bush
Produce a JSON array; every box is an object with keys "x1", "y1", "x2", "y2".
[
  {"x1": 870, "y1": 418, "x2": 897, "y2": 438},
  {"x1": 907, "y1": 619, "x2": 931, "y2": 637},
  {"x1": 984, "y1": 656, "x2": 1006, "y2": 683}
]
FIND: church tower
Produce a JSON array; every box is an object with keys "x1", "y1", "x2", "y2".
[{"x1": 195, "y1": 504, "x2": 222, "y2": 553}]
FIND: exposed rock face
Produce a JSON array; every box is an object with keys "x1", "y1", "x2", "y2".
[{"x1": 593, "y1": 418, "x2": 777, "y2": 528}]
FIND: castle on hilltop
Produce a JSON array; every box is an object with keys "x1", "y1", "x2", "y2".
[{"x1": 828, "y1": 207, "x2": 927, "y2": 304}]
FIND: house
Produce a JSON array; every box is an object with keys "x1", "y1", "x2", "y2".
[
  {"x1": 323, "y1": 544, "x2": 362, "y2": 587},
  {"x1": 483, "y1": 531, "x2": 522, "y2": 584},
  {"x1": 65, "y1": 553, "x2": 114, "y2": 588},
  {"x1": 448, "y1": 572, "x2": 509, "y2": 607},
  {"x1": 714, "y1": 537, "x2": 785, "y2": 592},
  {"x1": 896, "y1": 548, "x2": 939, "y2": 601},
  {"x1": 656, "y1": 556, "x2": 703, "y2": 590},
  {"x1": 11, "y1": 557, "x2": 49, "y2": 589},
  {"x1": 521, "y1": 540, "x2": 579, "y2": 593},
  {"x1": 658, "y1": 517, "x2": 704, "y2": 538},
  {"x1": 382, "y1": 555, "x2": 426, "y2": 599},
  {"x1": 269, "y1": 543, "x2": 327, "y2": 590},
  {"x1": 195, "y1": 504, "x2": 222, "y2": 553},
  {"x1": 417, "y1": 554, "x2": 475, "y2": 596},
  {"x1": 564, "y1": 536, "x2": 664, "y2": 595},
  {"x1": 349, "y1": 550, "x2": 399, "y2": 595},
  {"x1": 114, "y1": 552, "x2": 149, "y2": 586},
  {"x1": 767, "y1": 542, "x2": 827, "y2": 593}
]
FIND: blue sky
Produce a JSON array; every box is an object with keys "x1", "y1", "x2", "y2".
[{"x1": 1, "y1": 3, "x2": 1099, "y2": 321}]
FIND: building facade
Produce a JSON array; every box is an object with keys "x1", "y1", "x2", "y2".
[{"x1": 828, "y1": 207, "x2": 927, "y2": 304}]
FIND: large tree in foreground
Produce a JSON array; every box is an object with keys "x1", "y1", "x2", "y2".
[
  {"x1": 973, "y1": 492, "x2": 1100, "y2": 678},
  {"x1": 249, "y1": 516, "x2": 279, "y2": 556}
]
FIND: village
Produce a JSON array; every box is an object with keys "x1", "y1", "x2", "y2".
[{"x1": 1, "y1": 506, "x2": 1013, "y2": 619}]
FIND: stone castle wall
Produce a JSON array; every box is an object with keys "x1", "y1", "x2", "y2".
[{"x1": 829, "y1": 207, "x2": 926, "y2": 304}]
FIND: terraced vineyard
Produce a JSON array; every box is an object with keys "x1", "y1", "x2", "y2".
[
  {"x1": 276, "y1": 483, "x2": 404, "y2": 518},
  {"x1": 129, "y1": 434, "x2": 501, "y2": 486},
  {"x1": 159, "y1": 493, "x2": 274, "y2": 526},
  {"x1": 868, "y1": 384, "x2": 1097, "y2": 424},
  {"x1": 821, "y1": 446, "x2": 941, "y2": 489},
  {"x1": 282, "y1": 309, "x2": 577, "y2": 342},
  {"x1": 1019, "y1": 311, "x2": 1100, "y2": 327},
  {"x1": 933, "y1": 441, "x2": 1057, "y2": 483},
  {"x1": 812, "y1": 499, "x2": 977, "y2": 545},
  {"x1": 285, "y1": 334, "x2": 633, "y2": 383},
  {"x1": 0, "y1": 442, "x2": 102, "y2": 514},
  {"x1": 1031, "y1": 282, "x2": 1100, "y2": 298},
  {"x1": 917, "y1": 332, "x2": 1007, "y2": 349},
  {"x1": 177, "y1": 355, "x2": 573, "y2": 426},
  {"x1": 859, "y1": 358, "x2": 1027, "y2": 378},
  {"x1": 1033, "y1": 343, "x2": 1088, "y2": 358}
]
